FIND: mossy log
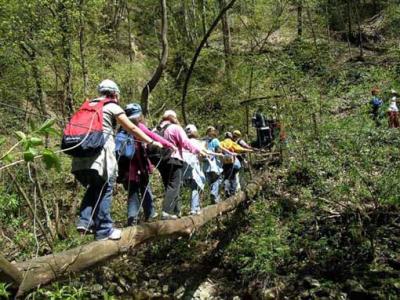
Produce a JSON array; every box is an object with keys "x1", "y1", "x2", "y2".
[{"x1": 10, "y1": 169, "x2": 268, "y2": 296}]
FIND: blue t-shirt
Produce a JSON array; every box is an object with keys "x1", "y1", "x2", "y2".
[{"x1": 207, "y1": 138, "x2": 220, "y2": 152}]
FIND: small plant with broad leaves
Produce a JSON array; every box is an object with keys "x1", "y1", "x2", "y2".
[
  {"x1": 0, "y1": 118, "x2": 61, "y2": 171},
  {"x1": 0, "y1": 283, "x2": 11, "y2": 298}
]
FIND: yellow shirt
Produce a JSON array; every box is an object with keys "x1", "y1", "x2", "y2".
[{"x1": 220, "y1": 138, "x2": 247, "y2": 153}]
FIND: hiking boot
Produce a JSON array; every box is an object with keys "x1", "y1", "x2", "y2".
[
  {"x1": 161, "y1": 211, "x2": 178, "y2": 220},
  {"x1": 77, "y1": 225, "x2": 94, "y2": 234},
  {"x1": 96, "y1": 228, "x2": 122, "y2": 241},
  {"x1": 127, "y1": 217, "x2": 138, "y2": 226},
  {"x1": 144, "y1": 212, "x2": 159, "y2": 222}
]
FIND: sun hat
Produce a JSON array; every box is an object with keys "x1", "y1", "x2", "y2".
[
  {"x1": 233, "y1": 130, "x2": 241, "y2": 137},
  {"x1": 163, "y1": 110, "x2": 177, "y2": 119}
]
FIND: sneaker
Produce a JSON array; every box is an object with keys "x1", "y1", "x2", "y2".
[
  {"x1": 161, "y1": 211, "x2": 178, "y2": 220},
  {"x1": 96, "y1": 228, "x2": 122, "y2": 241},
  {"x1": 145, "y1": 212, "x2": 159, "y2": 222},
  {"x1": 77, "y1": 225, "x2": 94, "y2": 234},
  {"x1": 190, "y1": 210, "x2": 201, "y2": 216}
]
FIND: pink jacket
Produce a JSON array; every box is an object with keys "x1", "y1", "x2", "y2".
[
  {"x1": 128, "y1": 122, "x2": 174, "y2": 182},
  {"x1": 160, "y1": 121, "x2": 201, "y2": 161}
]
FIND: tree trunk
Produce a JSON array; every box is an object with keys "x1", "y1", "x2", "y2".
[
  {"x1": 181, "y1": 0, "x2": 238, "y2": 125},
  {"x1": 218, "y1": 0, "x2": 232, "y2": 78},
  {"x1": 0, "y1": 254, "x2": 22, "y2": 288},
  {"x1": 355, "y1": 0, "x2": 364, "y2": 59},
  {"x1": 297, "y1": 1, "x2": 303, "y2": 38},
  {"x1": 140, "y1": 0, "x2": 168, "y2": 116},
  {"x1": 79, "y1": 0, "x2": 89, "y2": 97},
  {"x1": 200, "y1": 0, "x2": 208, "y2": 45},
  {"x1": 19, "y1": 43, "x2": 48, "y2": 116},
  {"x1": 58, "y1": 1, "x2": 74, "y2": 115}
]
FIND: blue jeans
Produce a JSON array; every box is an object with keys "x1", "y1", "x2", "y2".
[
  {"x1": 206, "y1": 172, "x2": 221, "y2": 203},
  {"x1": 185, "y1": 179, "x2": 201, "y2": 212},
  {"x1": 223, "y1": 164, "x2": 239, "y2": 197},
  {"x1": 74, "y1": 170, "x2": 114, "y2": 240},
  {"x1": 127, "y1": 180, "x2": 155, "y2": 222}
]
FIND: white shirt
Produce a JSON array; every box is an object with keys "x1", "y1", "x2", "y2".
[{"x1": 388, "y1": 97, "x2": 399, "y2": 112}]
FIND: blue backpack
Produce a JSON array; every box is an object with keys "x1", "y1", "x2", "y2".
[
  {"x1": 115, "y1": 129, "x2": 135, "y2": 160},
  {"x1": 371, "y1": 97, "x2": 383, "y2": 108}
]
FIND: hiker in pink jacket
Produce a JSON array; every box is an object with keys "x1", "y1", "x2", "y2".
[
  {"x1": 118, "y1": 104, "x2": 175, "y2": 225},
  {"x1": 158, "y1": 110, "x2": 208, "y2": 219}
]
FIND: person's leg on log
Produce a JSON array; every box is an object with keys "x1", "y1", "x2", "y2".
[
  {"x1": 127, "y1": 181, "x2": 141, "y2": 226},
  {"x1": 189, "y1": 179, "x2": 201, "y2": 214},
  {"x1": 206, "y1": 172, "x2": 221, "y2": 204},
  {"x1": 75, "y1": 170, "x2": 104, "y2": 233},
  {"x1": 139, "y1": 174, "x2": 157, "y2": 221},
  {"x1": 159, "y1": 161, "x2": 183, "y2": 219},
  {"x1": 94, "y1": 178, "x2": 117, "y2": 240}
]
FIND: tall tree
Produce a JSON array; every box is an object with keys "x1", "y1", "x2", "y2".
[
  {"x1": 140, "y1": 0, "x2": 169, "y2": 116},
  {"x1": 181, "y1": 0, "x2": 238, "y2": 125}
]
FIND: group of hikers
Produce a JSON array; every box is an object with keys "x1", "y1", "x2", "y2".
[
  {"x1": 62, "y1": 80, "x2": 255, "y2": 241},
  {"x1": 370, "y1": 87, "x2": 399, "y2": 128}
]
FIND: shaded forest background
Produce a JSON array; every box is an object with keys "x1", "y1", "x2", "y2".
[{"x1": 1, "y1": 0, "x2": 400, "y2": 298}]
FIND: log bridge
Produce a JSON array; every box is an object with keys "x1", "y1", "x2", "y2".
[{"x1": 0, "y1": 169, "x2": 270, "y2": 297}]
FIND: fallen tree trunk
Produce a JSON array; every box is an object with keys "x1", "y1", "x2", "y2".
[
  {"x1": 0, "y1": 254, "x2": 22, "y2": 288},
  {"x1": 13, "y1": 169, "x2": 269, "y2": 296}
]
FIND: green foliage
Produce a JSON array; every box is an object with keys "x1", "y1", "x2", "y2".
[
  {"x1": 224, "y1": 201, "x2": 289, "y2": 280},
  {"x1": 0, "y1": 118, "x2": 61, "y2": 169},
  {"x1": 0, "y1": 283, "x2": 11, "y2": 298},
  {"x1": 27, "y1": 284, "x2": 89, "y2": 300},
  {"x1": 0, "y1": 187, "x2": 20, "y2": 223}
]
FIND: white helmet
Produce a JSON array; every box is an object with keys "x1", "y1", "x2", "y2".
[
  {"x1": 185, "y1": 124, "x2": 197, "y2": 135},
  {"x1": 97, "y1": 79, "x2": 120, "y2": 95}
]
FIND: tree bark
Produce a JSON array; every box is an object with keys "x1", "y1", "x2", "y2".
[
  {"x1": 181, "y1": 0, "x2": 238, "y2": 125},
  {"x1": 297, "y1": 1, "x2": 303, "y2": 38},
  {"x1": 78, "y1": 0, "x2": 89, "y2": 97},
  {"x1": 57, "y1": 1, "x2": 74, "y2": 116},
  {"x1": 218, "y1": 0, "x2": 232, "y2": 80},
  {"x1": 0, "y1": 254, "x2": 22, "y2": 288},
  {"x1": 140, "y1": 0, "x2": 168, "y2": 116},
  {"x1": 13, "y1": 168, "x2": 268, "y2": 296},
  {"x1": 19, "y1": 43, "x2": 48, "y2": 116}
]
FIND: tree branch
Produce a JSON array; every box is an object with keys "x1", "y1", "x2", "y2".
[{"x1": 181, "y1": 0, "x2": 238, "y2": 125}]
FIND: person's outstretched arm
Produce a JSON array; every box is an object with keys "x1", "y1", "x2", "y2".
[{"x1": 116, "y1": 114, "x2": 162, "y2": 148}]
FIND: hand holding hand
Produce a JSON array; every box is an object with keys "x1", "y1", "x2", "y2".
[{"x1": 152, "y1": 141, "x2": 163, "y2": 148}]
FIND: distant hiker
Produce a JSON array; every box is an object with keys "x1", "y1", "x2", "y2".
[
  {"x1": 158, "y1": 110, "x2": 208, "y2": 220},
  {"x1": 220, "y1": 132, "x2": 252, "y2": 197},
  {"x1": 388, "y1": 89, "x2": 399, "y2": 128},
  {"x1": 203, "y1": 126, "x2": 225, "y2": 203},
  {"x1": 232, "y1": 130, "x2": 254, "y2": 151},
  {"x1": 68, "y1": 80, "x2": 162, "y2": 240},
  {"x1": 232, "y1": 130, "x2": 254, "y2": 190},
  {"x1": 252, "y1": 107, "x2": 271, "y2": 148},
  {"x1": 117, "y1": 103, "x2": 175, "y2": 226},
  {"x1": 370, "y1": 87, "x2": 383, "y2": 126},
  {"x1": 182, "y1": 124, "x2": 207, "y2": 215}
]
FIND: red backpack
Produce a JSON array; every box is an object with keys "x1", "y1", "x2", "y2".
[{"x1": 61, "y1": 98, "x2": 116, "y2": 157}]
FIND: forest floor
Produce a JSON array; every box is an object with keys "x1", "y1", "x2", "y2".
[{"x1": 28, "y1": 153, "x2": 400, "y2": 299}]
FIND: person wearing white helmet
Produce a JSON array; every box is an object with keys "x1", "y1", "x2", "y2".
[
  {"x1": 388, "y1": 89, "x2": 399, "y2": 128},
  {"x1": 72, "y1": 79, "x2": 163, "y2": 241},
  {"x1": 157, "y1": 110, "x2": 208, "y2": 219},
  {"x1": 182, "y1": 124, "x2": 208, "y2": 215}
]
